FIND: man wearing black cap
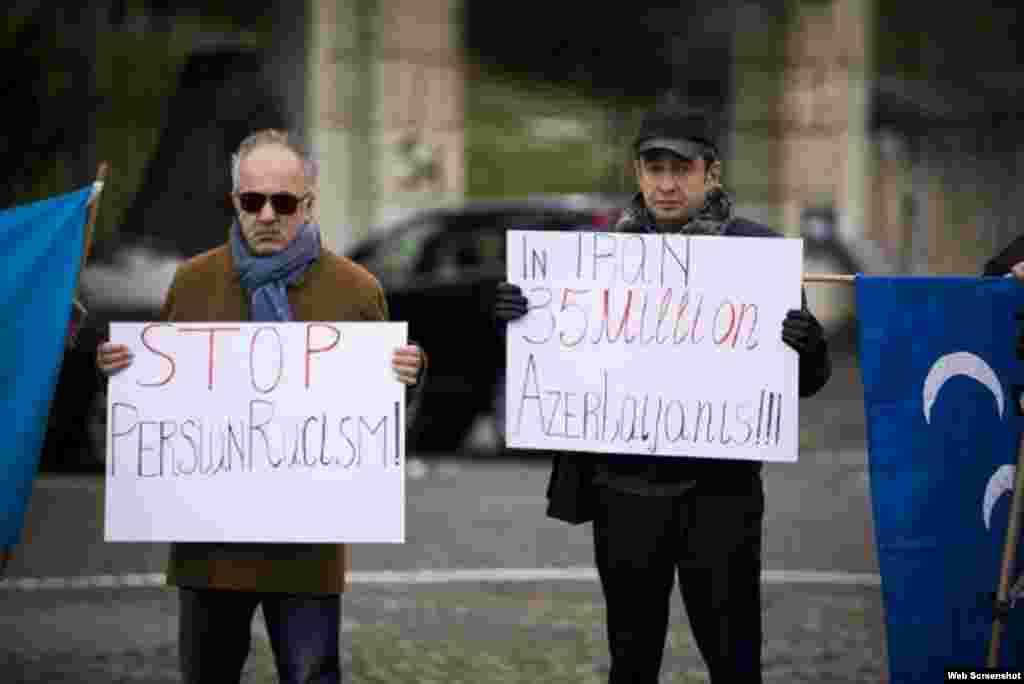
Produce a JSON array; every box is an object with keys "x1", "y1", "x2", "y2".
[{"x1": 495, "y1": 99, "x2": 832, "y2": 683}]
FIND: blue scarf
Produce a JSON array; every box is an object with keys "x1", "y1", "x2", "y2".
[{"x1": 230, "y1": 220, "x2": 322, "y2": 322}]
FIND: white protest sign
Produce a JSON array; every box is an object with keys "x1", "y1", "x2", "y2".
[
  {"x1": 505, "y1": 230, "x2": 803, "y2": 462},
  {"x1": 105, "y1": 322, "x2": 407, "y2": 543}
]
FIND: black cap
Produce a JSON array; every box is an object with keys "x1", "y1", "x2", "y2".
[{"x1": 634, "y1": 102, "x2": 720, "y2": 160}]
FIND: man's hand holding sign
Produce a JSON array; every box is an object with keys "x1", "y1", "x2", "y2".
[
  {"x1": 502, "y1": 230, "x2": 808, "y2": 462},
  {"x1": 492, "y1": 98, "x2": 831, "y2": 683},
  {"x1": 102, "y1": 321, "x2": 411, "y2": 544},
  {"x1": 93, "y1": 129, "x2": 426, "y2": 683}
]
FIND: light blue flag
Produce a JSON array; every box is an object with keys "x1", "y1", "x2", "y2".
[
  {"x1": 0, "y1": 186, "x2": 91, "y2": 550},
  {"x1": 857, "y1": 276, "x2": 1024, "y2": 680}
]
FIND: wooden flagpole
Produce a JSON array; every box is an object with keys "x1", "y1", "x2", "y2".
[
  {"x1": 0, "y1": 162, "x2": 109, "y2": 578},
  {"x1": 81, "y1": 162, "x2": 108, "y2": 272},
  {"x1": 65, "y1": 162, "x2": 108, "y2": 350},
  {"x1": 803, "y1": 273, "x2": 857, "y2": 283},
  {"x1": 76, "y1": 162, "x2": 108, "y2": 301},
  {"x1": 987, "y1": 312, "x2": 1024, "y2": 668},
  {"x1": 988, "y1": 421, "x2": 1024, "y2": 667}
]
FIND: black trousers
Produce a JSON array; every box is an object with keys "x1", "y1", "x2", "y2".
[
  {"x1": 178, "y1": 587, "x2": 341, "y2": 684},
  {"x1": 592, "y1": 476, "x2": 765, "y2": 684}
]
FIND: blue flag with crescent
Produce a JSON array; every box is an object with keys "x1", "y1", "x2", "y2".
[
  {"x1": 0, "y1": 186, "x2": 91, "y2": 550},
  {"x1": 857, "y1": 276, "x2": 1024, "y2": 680}
]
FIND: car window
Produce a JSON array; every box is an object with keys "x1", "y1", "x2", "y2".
[{"x1": 362, "y1": 217, "x2": 442, "y2": 284}]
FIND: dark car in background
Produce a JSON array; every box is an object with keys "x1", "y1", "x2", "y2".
[{"x1": 349, "y1": 195, "x2": 625, "y2": 454}]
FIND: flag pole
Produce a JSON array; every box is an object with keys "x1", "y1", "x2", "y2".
[
  {"x1": 67, "y1": 162, "x2": 108, "y2": 349},
  {"x1": 987, "y1": 319, "x2": 1024, "y2": 668},
  {"x1": 803, "y1": 273, "x2": 857, "y2": 283},
  {"x1": 80, "y1": 162, "x2": 108, "y2": 279}
]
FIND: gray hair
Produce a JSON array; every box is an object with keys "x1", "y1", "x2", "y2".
[{"x1": 230, "y1": 129, "x2": 318, "y2": 192}]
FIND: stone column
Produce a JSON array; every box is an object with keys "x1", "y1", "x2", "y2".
[
  {"x1": 375, "y1": 0, "x2": 464, "y2": 227},
  {"x1": 309, "y1": 0, "x2": 464, "y2": 253},
  {"x1": 309, "y1": 0, "x2": 378, "y2": 252},
  {"x1": 729, "y1": 0, "x2": 873, "y2": 240}
]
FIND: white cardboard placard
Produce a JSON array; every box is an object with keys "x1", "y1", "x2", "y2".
[
  {"x1": 104, "y1": 321, "x2": 407, "y2": 543},
  {"x1": 505, "y1": 230, "x2": 803, "y2": 462}
]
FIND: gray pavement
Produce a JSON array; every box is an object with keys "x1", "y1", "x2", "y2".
[
  {"x1": 1, "y1": 342, "x2": 886, "y2": 681},
  {"x1": 0, "y1": 579, "x2": 884, "y2": 683},
  {"x1": 5, "y1": 448, "x2": 877, "y2": 580},
  {"x1": 1, "y1": 449, "x2": 886, "y2": 683}
]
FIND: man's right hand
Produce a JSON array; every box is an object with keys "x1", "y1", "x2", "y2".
[
  {"x1": 494, "y1": 282, "x2": 528, "y2": 321},
  {"x1": 97, "y1": 342, "x2": 134, "y2": 376}
]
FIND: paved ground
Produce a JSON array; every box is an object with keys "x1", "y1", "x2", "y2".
[
  {"x1": 1, "y1": 448, "x2": 887, "y2": 684},
  {"x1": 1, "y1": 334, "x2": 887, "y2": 682},
  {"x1": 0, "y1": 578, "x2": 885, "y2": 683}
]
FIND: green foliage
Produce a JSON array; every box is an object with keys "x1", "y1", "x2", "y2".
[
  {"x1": 1, "y1": 5, "x2": 269, "y2": 246},
  {"x1": 90, "y1": 15, "x2": 267, "y2": 244},
  {"x1": 465, "y1": 72, "x2": 646, "y2": 199}
]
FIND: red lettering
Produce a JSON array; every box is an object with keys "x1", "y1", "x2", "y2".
[
  {"x1": 559, "y1": 288, "x2": 589, "y2": 348},
  {"x1": 713, "y1": 300, "x2": 737, "y2": 346},
  {"x1": 601, "y1": 289, "x2": 634, "y2": 343},
  {"x1": 179, "y1": 327, "x2": 241, "y2": 390},
  {"x1": 306, "y1": 324, "x2": 341, "y2": 388},
  {"x1": 656, "y1": 288, "x2": 673, "y2": 343},
  {"x1": 690, "y1": 295, "x2": 706, "y2": 344},
  {"x1": 138, "y1": 323, "x2": 175, "y2": 387},
  {"x1": 673, "y1": 291, "x2": 692, "y2": 343}
]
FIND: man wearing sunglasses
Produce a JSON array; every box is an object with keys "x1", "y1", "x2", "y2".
[{"x1": 97, "y1": 129, "x2": 425, "y2": 684}]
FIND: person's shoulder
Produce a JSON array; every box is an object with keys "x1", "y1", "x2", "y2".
[
  {"x1": 168, "y1": 243, "x2": 232, "y2": 291},
  {"x1": 315, "y1": 249, "x2": 384, "y2": 292},
  {"x1": 724, "y1": 216, "x2": 782, "y2": 238},
  {"x1": 177, "y1": 243, "x2": 231, "y2": 273}
]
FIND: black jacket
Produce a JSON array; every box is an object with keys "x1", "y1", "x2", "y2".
[
  {"x1": 546, "y1": 212, "x2": 832, "y2": 523},
  {"x1": 983, "y1": 235, "x2": 1024, "y2": 277}
]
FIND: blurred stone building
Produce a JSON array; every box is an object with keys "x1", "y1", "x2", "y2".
[
  {"x1": 310, "y1": 0, "x2": 1024, "y2": 275},
  {"x1": 731, "y1": 0, "x2": 1024, "y2": 276},
  {"x1": 6, "y1": 0, "x2": 1023, "y2": 271}
]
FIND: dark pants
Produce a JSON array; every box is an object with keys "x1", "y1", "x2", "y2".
[
  {"x1": 178, "y1": 587, "x2": 341, "y2": 684},
  {"x1": 592, "y1": 477, "x2": 764, "y2": 684}
]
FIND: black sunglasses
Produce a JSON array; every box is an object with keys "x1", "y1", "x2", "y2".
[{"x1": 237, "y1": 192, "x2": 309, "y2": 215}]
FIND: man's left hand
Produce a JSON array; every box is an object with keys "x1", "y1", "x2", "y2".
[
  {"x1": 392, "y1": 345, "x2": 425, "y2": 386},
  {"x1": 782, "y1": 308, "x2": 825, "y2": 355}
]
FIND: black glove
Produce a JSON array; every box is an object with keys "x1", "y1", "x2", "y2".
[
  {"x1": 782, "y1": 308, "x2": 825, "y2": 355},
  {"x1": 494, "y1": 282, "x2": 529, "y2": 321}
]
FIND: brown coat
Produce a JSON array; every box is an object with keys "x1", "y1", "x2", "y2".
[{"x1": 160, "y1": 242, "x2": 388, "y2": 595}]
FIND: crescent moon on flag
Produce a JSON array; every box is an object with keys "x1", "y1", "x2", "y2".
[
  {"x1": 922, "y1": 352, "x2": 1004, "y2": 424},
  {"x1": 984, "y1": 464, "x2": 1016, "y2": 530}
]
